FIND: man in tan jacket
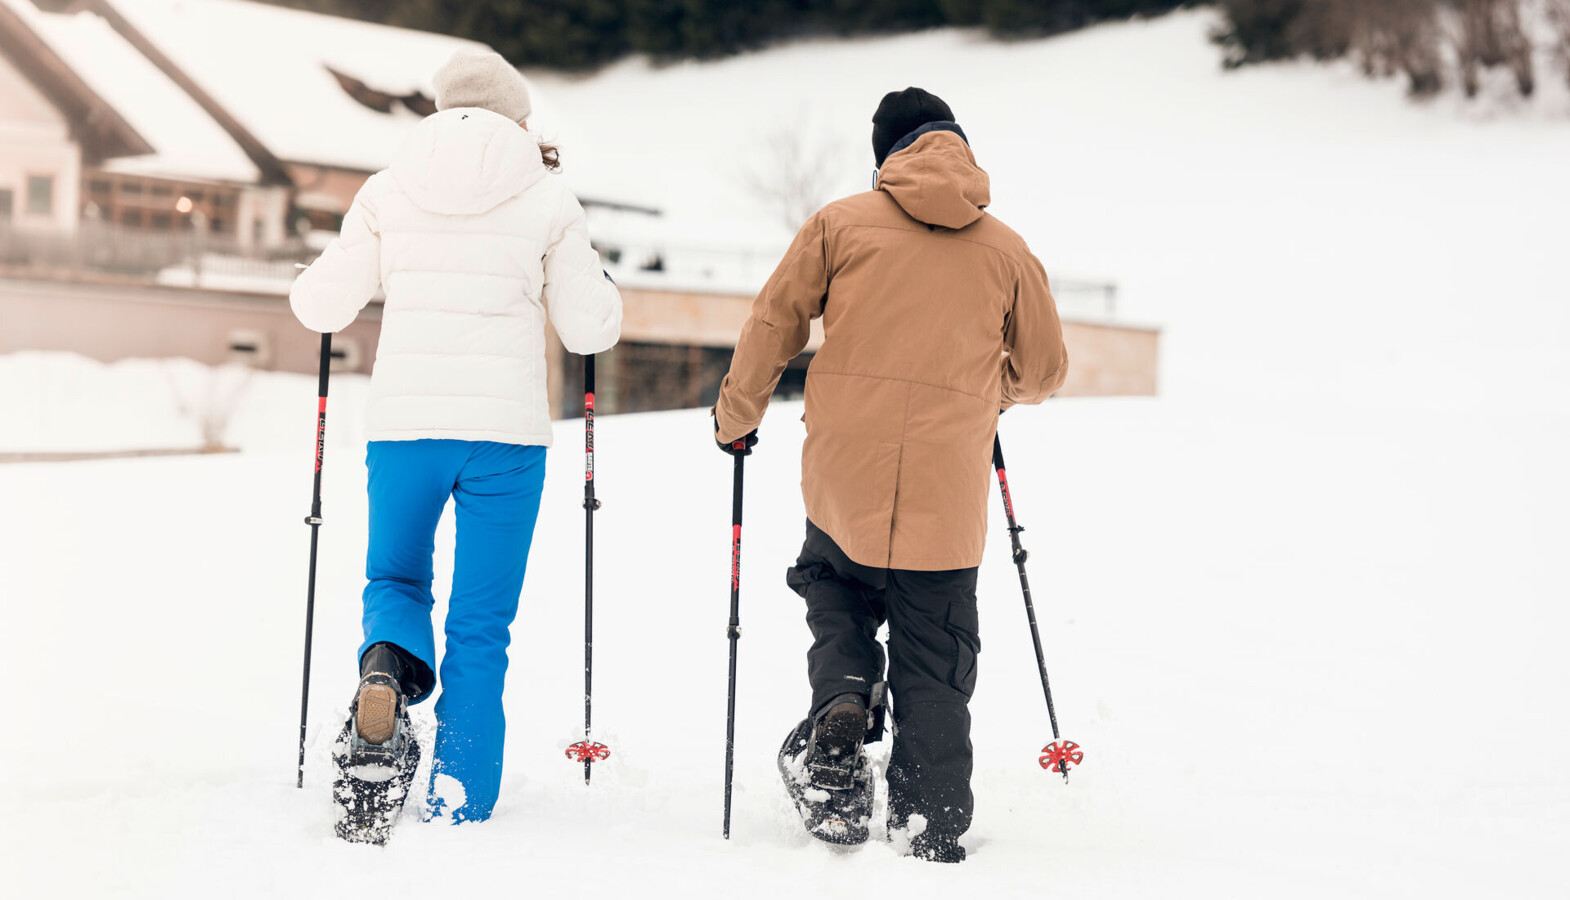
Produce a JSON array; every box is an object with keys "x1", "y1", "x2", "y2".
[{"x1": 713, "y1": 87, "x2": 1067, "y2": 862}]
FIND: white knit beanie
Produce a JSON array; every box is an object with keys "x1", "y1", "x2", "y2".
[{"x1": 432, "y1": 48, "x2": 532, "y2": 122}]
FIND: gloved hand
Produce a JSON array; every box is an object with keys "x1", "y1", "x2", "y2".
[{"x1": 714, "y1": 415, "x2": 758, "y2": 457}]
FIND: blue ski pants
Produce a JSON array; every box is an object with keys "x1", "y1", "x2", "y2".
[{"x1": 360, "y1": 439, "x2": 546, "y2": 824}]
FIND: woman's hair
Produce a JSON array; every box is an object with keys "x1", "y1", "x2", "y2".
[{"x1": 539, "y1": 142, "x2": 561, "y2": 173}]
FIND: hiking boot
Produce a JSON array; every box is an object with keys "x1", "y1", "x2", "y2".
[
  {"x1": 805, "y1": 693, "x2": 869, "y2": 791},
  {"x1": 356, "y1": 642, "x2": 416, "y2": 745},
  {"x1": 912, "y1": 831, "x2": 966, "y2": 863},
  {"x1": 354, "y1": 675, "x2": 400, "y2": 745}
]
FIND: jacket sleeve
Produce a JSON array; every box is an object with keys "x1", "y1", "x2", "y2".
[
  {"x1": 543, "y1": 189, "x2": 622, "y2": 355},
  {"x1": 713, "y1": 210, "x2": 829, "y2": 442},
  {"x1": 1001, "y1": 252, "x2": 1069, "y2": 407},
  {"x1": 289, "y1": 175, "x2": 384, "y2": 334}
]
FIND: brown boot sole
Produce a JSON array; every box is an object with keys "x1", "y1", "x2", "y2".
[{"x1": 356, "y1": 683, "x2": 398, "y2": 745}]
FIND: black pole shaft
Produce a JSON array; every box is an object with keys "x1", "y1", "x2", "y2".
[
  {"x1": 583, "y1": 355, "x2": 597, "y2": 785},
  {"x1": 992, "y1": 433, "x2": 1069, "y2": 781},
  {"x1": 723, "y1": 450, "x2": 745, "y2": 839},
  {"x1": 297, "y1": 332, "x2": 331, "y2": 788}
]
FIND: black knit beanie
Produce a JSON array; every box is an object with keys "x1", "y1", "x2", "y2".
[{"x1": 872, "y1": 87, "x2": 955, "y2": 167}]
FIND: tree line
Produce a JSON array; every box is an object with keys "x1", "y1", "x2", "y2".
[
  {"x1": 264, "y1": 0, "x2": 1185, "y2": 71},
  {"x1": 252, "y1": 0, "x2": 1570, "y2": 98},
  {"x1": 1213, "y1": 0, "x2": 1570, "y2": 98}
]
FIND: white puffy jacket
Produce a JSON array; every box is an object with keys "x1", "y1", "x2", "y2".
[{"x1": 290, "y1": 107, "x2": 621, "y2": 447}]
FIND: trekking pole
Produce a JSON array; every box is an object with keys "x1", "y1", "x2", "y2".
[
  {"x1": 567, "y1": 356, "x2": 610, "y2": 781},
  {"x1": 297, "y1": 332, "x2": 332, "y2": 788},
  {"x1": 992, "y1": 432, "x2": 1083, "y2": 783},
  {"x1": 722, "y1": 441, "x2": 747, "y2": 838}
]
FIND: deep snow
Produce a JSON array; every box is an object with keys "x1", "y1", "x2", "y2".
[{"x1": 3, "y1": 9, "x2": 1569, "y2": 899}]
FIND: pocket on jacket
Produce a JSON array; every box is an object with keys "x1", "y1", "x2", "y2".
[{"x1": 946, "y1": 602, "x2": 981, "y2": 697}]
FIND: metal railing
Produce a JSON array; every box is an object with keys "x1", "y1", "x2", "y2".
[
  {"x1": 1, "y1": 224, "x2": 1120, "y2": 319},
  {"x1": 0, "y1": 223, "x2": 311, "y2": 284}
]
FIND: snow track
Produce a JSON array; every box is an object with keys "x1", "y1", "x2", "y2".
[{"x1": 3, "y1": 9, "x2": 1568, "y2": 898}]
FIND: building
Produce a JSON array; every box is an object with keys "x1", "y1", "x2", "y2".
[
  {"x1": 1, "y1": 0, "x2": 1158, "y2": 436},
  {"x1": 1, "y1": 0, "x2": 145, "y2": 234},
  {"x1": 74, "y1": 0, "x2": 489, "y2": 241}
]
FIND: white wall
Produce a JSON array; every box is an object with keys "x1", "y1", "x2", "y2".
[{"x1": 0, "y1": 50, "x2": 81, "y2": 233}]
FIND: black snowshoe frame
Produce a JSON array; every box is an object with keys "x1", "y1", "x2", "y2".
[
  {"x1": 332, "y1": 676, "x2": 421, "y2": 845},
  {"x1": 778, "y1": 716, "x2": 874, "y2": 846}
]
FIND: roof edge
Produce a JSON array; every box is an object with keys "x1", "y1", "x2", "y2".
[
  {"x1": 0, "y1": 0, "x2": 154, "y2": 162},
  {"x1": 80, "y1": 0, "x2": 294, "y2": 187}
]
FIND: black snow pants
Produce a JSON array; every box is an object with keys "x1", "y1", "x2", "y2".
[{"x1": 786, "y1": 519, "x2": 980, "y2": 842}]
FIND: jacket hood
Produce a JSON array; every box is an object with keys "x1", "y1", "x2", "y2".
[
  {"x1": 391, "y1": 107, "x2": 548, "y2": 216},
  {"x1": 874, "y1": 127, "x2": 990, "y2": 230}
]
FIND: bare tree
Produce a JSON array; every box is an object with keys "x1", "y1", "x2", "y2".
[
  {"x1": 1215, "y1": 0, "x2": 1554, "y2": 100},
  {"x1": 164, "y1": 359, "x2": 253, "y2": 452},
  {"x1": 1351, "y1": 0, "x2": 1447, "y2": 96},
  {"x1": 1452, "y1": 0, "x2": 1535, "y2": 97},
  {"x1": 1286, "y1": 0, "x2": 1356, "y2": 62},
  {"x1": 740, "y1": 126, "x2": 850, "y2": 233},
  {"x1": 1546, "y1": 0, "x2": 1570, "y2": 91}
]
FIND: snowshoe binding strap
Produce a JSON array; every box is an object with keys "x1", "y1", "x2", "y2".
[{"x1": 863, "y1": 681, "x2": 887, "y2": 744}]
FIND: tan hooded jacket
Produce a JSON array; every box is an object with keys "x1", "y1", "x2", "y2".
[{"x1": 715, "y1": 129, "x2": 1067, "y2": 570}]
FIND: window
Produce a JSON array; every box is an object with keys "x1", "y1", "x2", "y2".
[
  {"x1": 151, "y1": 183, "x2": 173, "y2": 197},
  {"x1": 0, "y1": 189, "x2": 12, "y2": 222},
  {"x1": 120, "y1": 180, "x2": 143, "y2": 195},
  {"x1": 121, "y1": 209, "x2": 142, "y2": 227},
  {"x1": 563, "y1": 343, "x2": 791, "y2": 417},
  {"x1": 212, "y1": 192, "x2": 236, "y2": 208},
  {"x1": 150, "y1": 213, "x2": 172, "y2": 230},
  {"x1": 88, "y1": 179, "x2": 113, "y2": 196},
  {"x1": 27, "y1": 176, "x2": 53, "y2": 215},
  {"x1": 209, "y1": 217, "x2": 227, "y2": 234},
  {"x1": 301, "y1": 208, "x2": 344, "y2": 232}
]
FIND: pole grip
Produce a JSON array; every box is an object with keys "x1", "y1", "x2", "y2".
[{"x1": 317, "y1": 332, "x2": 332, "y2": 398}]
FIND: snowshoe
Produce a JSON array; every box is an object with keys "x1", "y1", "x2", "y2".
[
  {"x1": 777, "y1": 700, "x2": 874, "y2": 845},
  {"x1": 332, "y1": 673, "x2": 421, "y2": 845}
]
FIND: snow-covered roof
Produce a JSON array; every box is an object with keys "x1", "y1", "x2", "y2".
[
  {"x1": 0, "y1": 0, "x2": 152, "y2": 161},
  {"x1": 22, "y1": 4, "x2": 258, "y2": 184},
  {"x1": 96, "y1": 0, "x2": 494, "y2": 173}
]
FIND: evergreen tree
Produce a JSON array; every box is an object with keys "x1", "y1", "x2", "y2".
[
  {"x1": 937, "y1": 0, "x2": 985, "y2": 26},
  {"x1": 1212, "y1": 0, "x2": 1310, "y2": 67},
  {"x1": 261, "y1": 0, "x2": 1189, "y2": 70}
]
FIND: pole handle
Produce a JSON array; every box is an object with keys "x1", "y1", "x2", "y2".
[{"x1": 316, "y1": 332, "x2": 332, "y2": 398}]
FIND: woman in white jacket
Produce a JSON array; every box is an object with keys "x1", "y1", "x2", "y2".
[{"x1": 290, "y1": 48, "x2": 621, "y2": 827}]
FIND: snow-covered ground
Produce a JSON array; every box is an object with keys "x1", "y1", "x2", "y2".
[{"x1": 3, "y1": 9, "x2": 1569, "y2": 898}]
